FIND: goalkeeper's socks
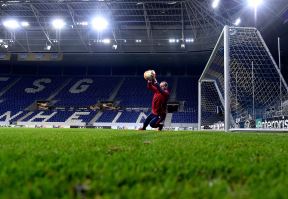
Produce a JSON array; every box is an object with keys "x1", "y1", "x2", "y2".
[{"x1": 158, "y1": 124, "x2": 164, "y2": 131}]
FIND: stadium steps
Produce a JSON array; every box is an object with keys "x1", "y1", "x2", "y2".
[
  {"x1": 88, "y1": 111, "x2": 103, "y2": 125},
  {"x1": 164, "y1": 113, "x2": 173, "y2": 127},
  {"x1": 16, "y1": 111, "x2": 34, "y2": 123},
  {"x1": 108, "y1": 77, "x2": 125, "y2": 101},
  {"x1": 25, "y1": 101, "x2": 38, "y2": 111},
  {"x1": 0, "y1": 77, "x2": 21, "y2": 97},
  {"x1": 169, "y1": 77, "x2": 178, "y2": 101},
  {"x1": 178, "y1": 101, "x2": 185, "y2": 112},
  {"x1": 112, "y1": 112, "x2": 122, "y2": 123},
  {"x1": 46, "y1": 78, "x2": 72, "y2": 101}
]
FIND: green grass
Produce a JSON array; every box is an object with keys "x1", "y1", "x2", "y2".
[{"x1": 0, "y1": 128, "x2": 288, "y2": 199}]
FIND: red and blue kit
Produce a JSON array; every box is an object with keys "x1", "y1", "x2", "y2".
[
  {"x1": 139, "y1": 81, "x2": 170, "y2": 130},
  {"x1": 147, "y1": 81, "x2": 170, "y2": 117},
  {"x1": 140, "y1": 80, "x2": 170, "y2": 130}
]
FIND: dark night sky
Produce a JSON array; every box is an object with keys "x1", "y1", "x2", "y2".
[{"x1": 262, "y1": 15, "x2": 288, "y2": 80}]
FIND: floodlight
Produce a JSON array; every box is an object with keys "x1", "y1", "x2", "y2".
[
  {"x1": 185, "y1": 38, "x2": 194, "y2": 43},
  {"x1": 168, "y1": 2, "x2": 177, "y2": 5},
  {"x1": 3, "y1": 19, "x2": 19, "y2": 30},
  {"x1": 102, "y1": 39, "x2": 110, "y2": 44},
  {"x1": 21, "y1": 21, "x2": 29, "y2": 27},
  {"x1": 81, "y1": 21, "x2": 88, "y2": 26},
  {"x1": 45, "y1": 44, "x2": 51, "y2": 51},
  {"x1": 91, "y1": 17, "x2": 108, "y2": 31},
  {"x1": 52, "y1": 19, "x2": 65, "y2": 29},
  {"x1": 169, "y1": 39, "x2": 176, "y2": 43},
  {"x1": 233, "y1": 18, "x2": 241, "y2": 26},
  {"x1": 77, "y1": 21, "x2": 88, "y2": 26},
  {"x1": 212, "y1": 0, "x2": 220, "y2": 8},
  {"x1": 0, "y1": 39, "x2": 3, "y2": 43},
  {"x1": 248, "y1": 0, "x2": 263, "y2": 8}
]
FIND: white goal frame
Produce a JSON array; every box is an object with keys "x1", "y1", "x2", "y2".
[{"x1": 198, "y1": 26, "x2": 288, "y2": 132}]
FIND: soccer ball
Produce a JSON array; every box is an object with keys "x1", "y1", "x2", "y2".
[{"x1": 144, "y1": 70, "x2": 156, "y2": 81}]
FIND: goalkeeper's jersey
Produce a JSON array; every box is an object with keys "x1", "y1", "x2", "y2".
[{"x1": 147, "y1": 82, "x2": 170, "y2": 116}]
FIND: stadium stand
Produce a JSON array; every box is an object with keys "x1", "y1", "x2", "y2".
[
  {"x1": 0, "y1": 77, "x2": 16, "y2": 92},
  {"x1": 97, "y1": 111, "x2": 119, "y2": 123},
  {"x1": 116, "y1": 111, "x2": 142, "y2": 123},
  {"x1": 115, "y1": 77, "x2": 153, "y2": 108},
  {"x1": 0, "y1": 77, "x2": 65, "y2": 111},
  {"x1": 54, "y1": 77, "x2": 121, "y2": 107},
  {"x1": 172, "y1": 112, "x2": 197, "y2": 123},
  {"x1": 115, "y1": 77, "x2": 174, "y2": 108},
  {"x1": 176, "y1": 77, "x2": 198, "y2": 112},
  {"x1": 172, "y1": 77, "x2": 198, "y2": 125},
  {"x1": 0, "y1": 75, "x2": 198, "y2": 127}
]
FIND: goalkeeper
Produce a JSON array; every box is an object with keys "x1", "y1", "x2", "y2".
[{"x1": 139, "y1": 77, "x2": 170, "y2": 131}]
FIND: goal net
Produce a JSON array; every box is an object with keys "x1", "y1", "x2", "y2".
[{"x1": 199, "y1": 26, "x2": 288, "y2": 131}]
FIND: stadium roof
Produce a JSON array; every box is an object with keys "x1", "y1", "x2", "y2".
[{"x1": 0, "y1": 0, "x2": 287, "y2": 53}]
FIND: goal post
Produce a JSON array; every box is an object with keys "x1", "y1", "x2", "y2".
[{"x1": 199, "y1": 26, "x2": 288, "y2": 131}]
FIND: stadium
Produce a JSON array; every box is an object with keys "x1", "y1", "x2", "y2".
[{"x1": 0, "y1": 0, "x2": 288, "y2": 198}]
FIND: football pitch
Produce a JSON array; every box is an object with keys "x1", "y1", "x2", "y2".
[{"x1": 1, "y1": 128, "x2": 288, "y2": 199}]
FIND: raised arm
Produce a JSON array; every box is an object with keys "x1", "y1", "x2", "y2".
[{"x1": 147, "y1": 80, "x2": 158, "y2": 93}]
